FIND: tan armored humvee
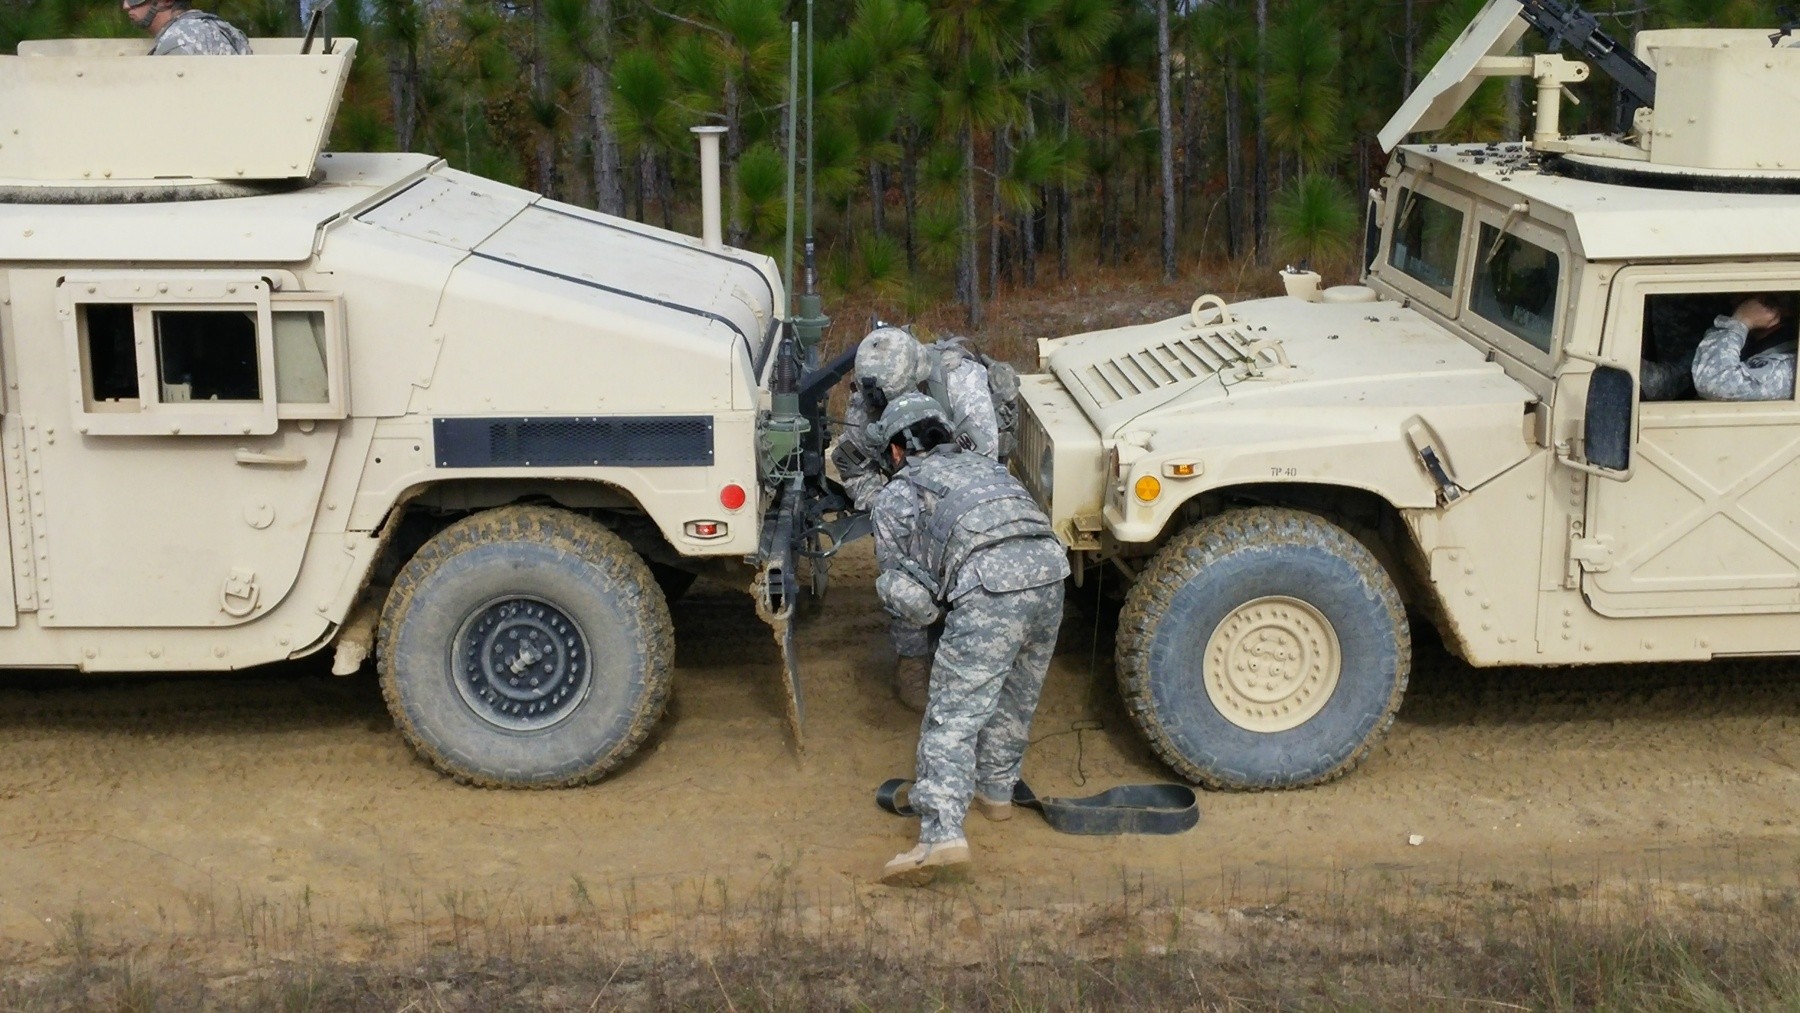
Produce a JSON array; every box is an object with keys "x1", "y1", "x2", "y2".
[
  {"x1": 0, "y1": 38, "x2": 817, "y2": 788},
  {"x1": 1017, "y1": 0, "x2": 1800, "y2": 789}
]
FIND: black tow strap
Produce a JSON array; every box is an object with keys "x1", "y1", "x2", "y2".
[{"x1": 876, "y1": 777, "x2": 1200, "y2": 836}]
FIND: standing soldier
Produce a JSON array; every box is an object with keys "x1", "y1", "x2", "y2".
[
  {"x1": 865, "y1": 393, "x2": 1068, "y2": 886},
  {"x1": 122, "y1": 0, "x2": 252, "y2": 56},
  {"x1": 831, "y1": 326, "x2": 1001, "y2": 711}
]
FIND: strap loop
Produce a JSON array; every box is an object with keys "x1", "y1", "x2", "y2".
[{"x1": 876, "y1": 778, "x2": 1200, "y2": 836}]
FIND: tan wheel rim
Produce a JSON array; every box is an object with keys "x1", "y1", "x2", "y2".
[{"x1": 1203, "y1": 595, "x2": 1341, "y2": 733}]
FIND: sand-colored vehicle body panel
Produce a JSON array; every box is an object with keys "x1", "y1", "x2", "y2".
[{"x1": 0, "y1": 40, "x2": 783, "y2": 674}]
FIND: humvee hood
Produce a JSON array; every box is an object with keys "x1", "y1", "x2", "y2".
[
  {"x1": 1047, "y1": 296, "x2": 1531, "y2": 436},
  {"x1": 358, "y1": 167, "x2": 781, "y2": 358}
]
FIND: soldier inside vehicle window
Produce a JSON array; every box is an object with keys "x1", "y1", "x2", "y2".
[
  {"x1": 122, "y1": 0, "x2": 251, "y2": 56},
  {"x1": 1640, "y1": 292, "x2": 1736, "y2": 401},
  {"x1": 1692, "y1": 292, "x2": 1800, "y2": 402}
]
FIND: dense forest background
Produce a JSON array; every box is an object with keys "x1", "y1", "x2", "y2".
[{"x1": 0, "y1": 0, "x2": 1789, "y2": 323}]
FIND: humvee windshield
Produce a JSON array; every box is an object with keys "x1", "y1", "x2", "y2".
[
  {"x1": 1472, "y1": 225, "x2": 1560, "y2": 353},
  {"x1": 1389, "y1": 187, "x2": 1462, "y2": 294}
]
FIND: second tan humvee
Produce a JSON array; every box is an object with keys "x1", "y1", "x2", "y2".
[{"x1": 1017, "y1": 0, "x2": 1800, "y2": 789}]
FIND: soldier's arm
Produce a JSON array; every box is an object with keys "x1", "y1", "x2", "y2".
[
  {"x1": 1640, "y1": 354, "x2": 1692, "y2": 401},
  {"x1": 870, "y1": 481, "x2": 922, "y2": 574},
  {"x1": 1693, "y1": 316, "x2": 1797, "y2": 401},
  {"x1": 947, "y1": 361, "x2": 999, "y2": 458},
  {"x1": 827, "y1": 390, "x2": 886, "y2": 510}
]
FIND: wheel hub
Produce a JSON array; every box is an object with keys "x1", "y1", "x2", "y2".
[
  {"x1": 453, "y1": 595, "x2": 591, "y2": 731},
  {"x1": 1202, "y1": 595, "x2": 1341, "y2": 733}
]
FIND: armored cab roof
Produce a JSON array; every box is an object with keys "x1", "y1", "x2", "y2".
[
  {"x1": 1399, "y1": 141, "x2": 1800, "y2": 261},
  {"x1": 1, "y1": 37, "x2": 354, "y2": 187},
  {"x1": 0, "y1": 152, "x2": 433, "y2": 261}
]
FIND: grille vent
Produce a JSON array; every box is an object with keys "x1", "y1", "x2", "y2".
[{"x1": 1075, "y1": 328, "x2": 1274, "y2": 408}]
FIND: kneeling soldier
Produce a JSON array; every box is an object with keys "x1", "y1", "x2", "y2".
[{"x1": 866, "y1": 393, "x2": 1068, "y2": 886}]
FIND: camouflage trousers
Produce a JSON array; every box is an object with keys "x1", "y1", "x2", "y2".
[{"x1": 912, "y1": 582, "x2": 1063, "y2": 844}]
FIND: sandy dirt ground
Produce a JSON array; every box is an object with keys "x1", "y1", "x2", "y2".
[{"x1": 2, "y1": 540, "x2": 1800, "y2": 960}]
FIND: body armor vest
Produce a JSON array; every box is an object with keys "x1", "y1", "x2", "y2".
[{"x1": 895, "y1": 450, "x2": 1056, "y2": 598}]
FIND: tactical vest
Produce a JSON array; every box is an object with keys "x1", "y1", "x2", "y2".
[{"x1": 895, "y1": 449, "x2": 1056, "y2": 598}]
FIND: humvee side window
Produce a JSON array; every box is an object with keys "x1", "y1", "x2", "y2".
[
  {"x1": 1471, "y1": 225, "x2": 1560, "y2": 353},
  {"x1": 79, "y1": 303, "x2": 138, "y2": 406},
  {"x1": 153, "y1": 309, "x2": 260, "y2": 403},
  {"x1": 273, "y1": 309, "x2": 330, "y2": 404},
  {"x1": 1388, "y1": 188, "x2": 1462, "y2": 294},
  {"x1": 63, "y1": 276, "x2": 348, "y2": 435}
]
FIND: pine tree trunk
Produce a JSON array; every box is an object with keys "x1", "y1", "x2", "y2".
[
  {"x1": 635, "y1": 148, "x2": 650, "y2": 222},
  {"x1": 871, "y1": 160, "x2": 885, "y2": 237},
  {"x1": 1225, "y1": 64, "x2": 1241, "y2": 260},
  {"x1": 726, "y1": 69, "x2": 745, "y2": 248},
  {"x1": 990, "y1": 126, "x2": 1006, "y2": 297},
  {"x1": 1403, "y1": 0, "x2": 1416, "y2": 92},
  {"x1": 1253, "y1": 0, "x2": 1269, "y2": 261},
  {"x1": 902, "y1": 134, "x2": 918, "y2": 273},
  {"x1": 585, "y1": 0, "x2": 625, "y2": 216},
  {"x1": 1057, "y1": 102, "x2": 1071, "y2": 280},
  {"x1": 962, "y1": 124, "x2": 982, "y2": 328},
  {"x1": 532, "y1": 0, "x2": 556, "y2": 197},
  {"x1": 389, "y1": 42, "x2": 420, "y2": 152},
  {"x1": 1157, "y1": 0, "x2": 1176, "y2": 281}
]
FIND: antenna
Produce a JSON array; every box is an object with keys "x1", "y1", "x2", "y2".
[
  {"x1": 784, "y1": 21, "x2": 799, "y2": 315},
  {"x1": 792, "y1": 0, "x2": 828, "y2": 366}
]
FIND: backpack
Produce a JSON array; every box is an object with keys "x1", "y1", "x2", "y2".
[{"x1": 924, "y1": 337, "x2": 1021, "y2": 462}]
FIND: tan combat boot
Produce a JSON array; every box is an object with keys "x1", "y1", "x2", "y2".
[
  {"x1": 880, "y1": 838, "x2": 971, "y2": 886},
  {"x1": 893, "y1": 655, "x2": 931, "y2": 712},
  {"x1": 974, "y1": 794, "x2": 1014, "y2": 822}
]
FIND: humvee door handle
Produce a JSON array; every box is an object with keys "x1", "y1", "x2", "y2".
[{"x1": 234, "y1": 448, "x2": 307, "y2": 467}]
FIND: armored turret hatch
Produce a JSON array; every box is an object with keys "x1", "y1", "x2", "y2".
[
  {"x1": 1381, "y1": 0, "x2": 1800, "y2": 191},
  {"x1": 0, "y1": 38, "x2": 355, "y2": 195}
]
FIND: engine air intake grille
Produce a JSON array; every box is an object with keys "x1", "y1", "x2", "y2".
[
  {"x1": 434, "y1": 416, "x2": 715, "y2": 469},
  {"x1": 1076, "y1": 327, "x2": 1273, "y2": 408}
]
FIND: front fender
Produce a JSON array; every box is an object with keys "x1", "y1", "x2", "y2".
[{"x1": 1107, "y1": 407, "x2": 1530, "y2": 542}]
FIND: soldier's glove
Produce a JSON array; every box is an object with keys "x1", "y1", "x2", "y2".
[{"x1": 876, "y1": 570, "x2": 943, "y2": 628}]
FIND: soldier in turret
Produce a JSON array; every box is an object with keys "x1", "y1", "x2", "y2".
[
  {"x1": 123, "y1": 0, "x2": 251, "y2": 56},
  {"x1": 830, "y1": 326, "x2": 1001, "y2": 712},
  {"x1": 865, "y1": 393, "x2": 1068, "y2": 887}
]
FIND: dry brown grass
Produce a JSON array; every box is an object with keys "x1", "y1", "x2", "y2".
[{"x1": 7, "y1": 861, "x2": 1800, "y2": 1011}]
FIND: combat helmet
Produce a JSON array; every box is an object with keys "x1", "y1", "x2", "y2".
[
  {"x1": 866, "y1": 391, "x2": 950, "y2": 452},
  {"x1": 854, "y1": 326, "x2": 930, "y2": 399}
]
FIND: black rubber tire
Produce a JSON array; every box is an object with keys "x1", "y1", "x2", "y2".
[
  {"x1": 1117, "y1": 507, "x2": 1409, "y2": 790},
  {"x1": 377, "y1": 505, "x2": 674, "y2": 788}
]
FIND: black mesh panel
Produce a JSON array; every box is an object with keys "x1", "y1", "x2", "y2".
[{"x1": 434, "y1": 416, "x2": 714, "y2": 469}]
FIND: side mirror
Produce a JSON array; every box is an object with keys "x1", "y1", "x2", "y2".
[
  {"x1": 1556, "y1": 364, "x2": 1635, "y2": 480},
  {"x1": 1584, "y1": 365, "x2": 1634, "y2": 473}
]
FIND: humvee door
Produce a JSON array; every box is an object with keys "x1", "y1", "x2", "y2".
[
  {"x1": 18, "y1": 271, "x2": 348, "y2": 628},
  {"x1": 1579, "y1": 265, "x2": 1800, "y2": 616}
]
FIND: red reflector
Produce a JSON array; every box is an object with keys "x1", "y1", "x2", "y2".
[{"x1": 720, "y1": 483, "x2": 747, "y2": 511}]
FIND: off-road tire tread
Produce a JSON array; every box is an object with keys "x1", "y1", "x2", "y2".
[
  {"x1": 1116, "y1": 506, "x2": 1410, "y2": 791},
  {"x1": 376, "y1": 505, "x2": 675, "y2": 789}
]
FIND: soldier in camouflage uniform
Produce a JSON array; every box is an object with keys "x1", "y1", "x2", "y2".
[
  {"x1": 1641, "y1": 293, "x2": 1798, "y2": 401},
  {"x1": 829, "y1": 326, "x2": 1000, "y2": 712},
  {"x1": 124, "y1": 0, "x2": 251, "y2": 56},
  {"x1": 1692, "y1": 294, "x2": 1798, "y2": 401},
  {"x1": 865, "y1": 393, "x2": 1068, "y2": 886}
]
